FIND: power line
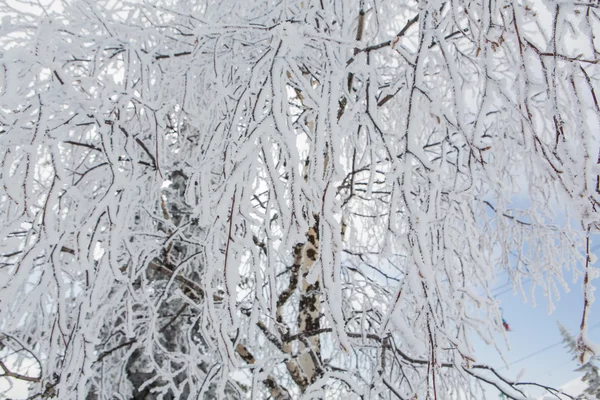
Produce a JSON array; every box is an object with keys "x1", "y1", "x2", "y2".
[
  {"x1": 492, "y1": 279, "x2": 531, "y2": 297},
  {"x1": 503, "y1": 322, "x2": 600, "y2": 369}
]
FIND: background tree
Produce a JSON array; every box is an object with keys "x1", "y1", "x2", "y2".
[
  {"x1": 559, "y1": 323, "x2": 600, "y2": 399},
  {"x1": 0, "y1": 0, "x2": 599, "y2": 399}
]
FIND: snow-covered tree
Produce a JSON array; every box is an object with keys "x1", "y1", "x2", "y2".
[
  {"x1": 1, "y1": 0, "x2": 599, "y2": 399},
  {"x1": 559, "y1": 323, "x2": 600, "y2": 399}
]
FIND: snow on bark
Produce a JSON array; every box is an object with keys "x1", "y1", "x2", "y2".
[{"x1": 0, "y1": 0, "x2": 598, "y2": 399}]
